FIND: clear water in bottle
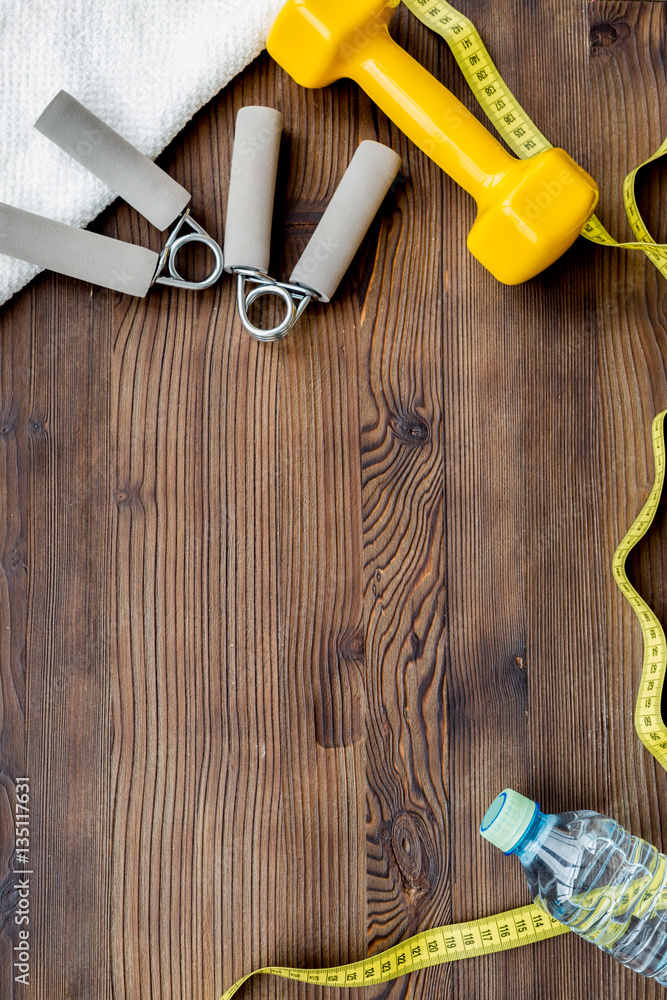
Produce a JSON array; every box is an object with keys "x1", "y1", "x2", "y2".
[{"x1": 480, "y1": 789, "x2": 667, "y2": 984}]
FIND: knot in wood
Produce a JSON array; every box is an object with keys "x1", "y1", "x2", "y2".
[
  {"x1": 0, "y1": 412, "x2": 15, "y2": 437},
  {"x1": 392, "y1": 813, "x2": 422, "y2": 884},
  {"x1": 390, "y1": 412, "x2": 430, "y2": 448},
  {"x1": 391, "y1": 811, "x2": 437, "y2": 894},
  {"x1": 2, "y1": 546, "x2": 26, "y2": 575},
  {"x1": 114, "y1": 485, "x2": 144, "y2": 509},
  {"x1": 27, "y1": 416, "x2": 46, "y2": 437},
  {"x1": 337, "y1": 627, "x2": 365, "y2": 662},
  {"x1": 590, "y1": 20, "x2": 629, "y2": 49}
]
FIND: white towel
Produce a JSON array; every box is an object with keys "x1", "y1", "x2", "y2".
[{"x1": 0, "y1": 0, "x2": 283, "y2": 306}]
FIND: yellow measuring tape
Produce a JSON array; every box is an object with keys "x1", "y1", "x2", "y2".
[
  {"x1": 220, "y1": 5, "x2": 667, "y2": 996},
  {"x1": 403, "y1": 0, "x2": 667, "y2": 279},
  {"x1": 613, "y1": 411, "x2": 667, "y2": 766},
  {"x1": 220, "y1": 906, "x2": 566, "y2": 1000}
]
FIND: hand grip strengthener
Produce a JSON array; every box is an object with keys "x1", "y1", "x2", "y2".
[
  {"x1": 223, "y1": 106, "x2": 401, "y2": 342},
  {"x1": 0, "y1": 91, "x2": 224, "y2": 297},
  {"x1": 0, "y1": 93, "x2": 400, "y2": 341}
]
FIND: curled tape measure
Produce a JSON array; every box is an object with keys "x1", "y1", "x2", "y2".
[
  {"x1": 220, "y1": 2, "x2": 667, "y2": 993},
  {"x1": 402, "y1": 0, "x2": 667, "y2": 277},
  {"x1": 613, "y1": 411, "x2": 667, "y2": 764}
]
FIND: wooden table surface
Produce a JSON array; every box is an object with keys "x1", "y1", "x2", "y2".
[{"x1": 3, "y1": 1, "x2": 667, "y2": 998}]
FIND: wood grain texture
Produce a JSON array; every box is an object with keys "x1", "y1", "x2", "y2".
[
  {"x1": 359, "y1": 16, "x2": 449, "y2": 1000},
  {"x1": 3, "y1": 2, "x2": 667, "y2": 999},
  {"x1": 0, "y1": 269, "x2": 113, "y2": 1000},
  {"x1": 590, "y1": 5, "x2": 667, "y2": 997}
]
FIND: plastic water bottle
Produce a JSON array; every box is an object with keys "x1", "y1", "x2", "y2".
[{"x1": 479, "y1": 789, "x2": 667, "y2": 984}]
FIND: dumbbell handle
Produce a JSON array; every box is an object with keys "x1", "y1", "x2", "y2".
[{"x1": 349, "y1": 32, "x2": 515, "y2": 207}]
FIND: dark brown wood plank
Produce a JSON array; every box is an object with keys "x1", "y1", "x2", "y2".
[
  {"x1": 386, "y1": 3, "x2": 607, "y2": 998},
  {"x1": 590, "y1": 4, "x2": 667, "y2": 997},
  {"x1": 108, "y1": 85, "x2": 287, "y2": 1000},
  {"x1": 358, "y1": 7, "x2": 451, "y2": 1000},
  {"x1": 0, "y1": 287, "x2": 35, "y2": 1000},
  {"x1": 0, "y1": 265, "x2": 113, "y2": 1000}
]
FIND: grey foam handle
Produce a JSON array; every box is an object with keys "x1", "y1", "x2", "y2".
[
  {"x1": 34, "y1": 91, "x2": 191, "y2": 231},
  {"x1": 0, "y1": 203, "x2": 159, "y2": 297},
  {"x1": 223, "y1": 106, "x2": 283, "y2": 273},
  {"x1": 290, "y1": 141, "x2": 401, "y2": 303}
]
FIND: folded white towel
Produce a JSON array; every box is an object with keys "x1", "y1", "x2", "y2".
[{"x1": 0, "y1": 0, "x2": 283, "y2": 306}]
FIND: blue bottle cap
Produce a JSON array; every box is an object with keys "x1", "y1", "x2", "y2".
[{"x1": 480, "y1": 789, "x2": 538, "y2": 854}]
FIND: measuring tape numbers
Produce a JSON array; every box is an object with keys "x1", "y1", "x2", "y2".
[
  {"x1": 220, "y1": 5, "x2": 667, "y2": 996},
  {"x1": 220, "y1": 904, "x2": 567, "y2": 1000}
]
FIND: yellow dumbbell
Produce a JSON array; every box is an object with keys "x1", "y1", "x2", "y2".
[{"x1": 267, "y1": 0, "x2": 599, "y2": 284}]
